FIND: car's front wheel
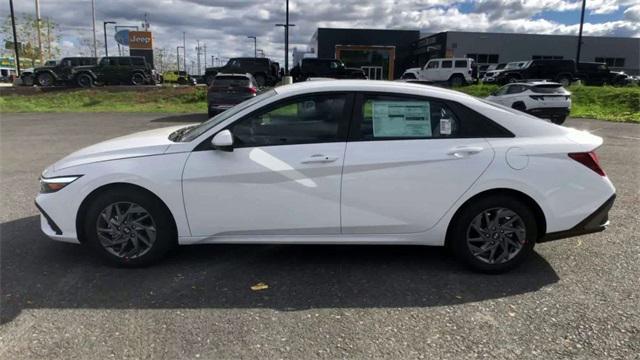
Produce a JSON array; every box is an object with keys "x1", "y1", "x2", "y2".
[
  {"x1": 76, "y1": 73, "x2": 94, "y2": 88},
  {"x1": 450, "y1": 195, "x2": 537, "y2": 273},
  {"x1": 83, "y1": 188, "x2": 177, "y2": 267},
  {"x1": 131, "y1": 72, "x2": 146, "y2": 85},
  {"x1": 36, "y1": 72, "x2": 54, "y2": 87}
]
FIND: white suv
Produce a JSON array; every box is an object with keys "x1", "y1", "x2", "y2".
[
  {"x1": 401, "y1": 58, "x2": 477, "y2": 86},
  {"x1": 485, "y1": 81, "x2": 571, "y2": 124}
]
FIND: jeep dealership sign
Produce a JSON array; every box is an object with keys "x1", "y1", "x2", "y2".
[{"x1": 128, "y1": 31, "x2": 153, "y2": 49}]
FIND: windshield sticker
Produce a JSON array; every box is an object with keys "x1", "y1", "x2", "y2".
[{"x1": 372, "y1": 101, "x2": 431, "y2": 137}]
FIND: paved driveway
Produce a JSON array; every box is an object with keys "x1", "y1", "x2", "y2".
[{"x1": 1, "y1": 113, "x2": 638, "y2": 359}]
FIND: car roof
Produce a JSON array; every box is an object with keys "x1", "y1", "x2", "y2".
[
  {"x1": 508, "y1": 81, "x2": 562, "y2": 86},
  {"x1": 215, "y1": 73, "x2": 252, "y2": 78}
]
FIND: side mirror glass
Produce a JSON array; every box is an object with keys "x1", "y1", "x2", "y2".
[{"x1": 211, "y1": 129, "x2": 234, "y2": 151}]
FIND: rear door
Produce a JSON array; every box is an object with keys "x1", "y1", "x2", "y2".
[{"x1": 340, "y1": 93, "x2": 496, "y2": 234}]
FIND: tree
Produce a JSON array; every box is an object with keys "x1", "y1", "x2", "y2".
[{"x1": 1, "y1": 13, "x2": 60, "y2": 67}]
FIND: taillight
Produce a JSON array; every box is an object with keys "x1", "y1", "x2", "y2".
[
  {"x1": 247, "y1": 86, "x2": 257, "y2": 94},
  {"x1": 569, "y1": 152, "x2": 606, "y2": 176}
]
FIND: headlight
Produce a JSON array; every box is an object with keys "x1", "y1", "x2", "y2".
[{"x1": 39, "y1": 175, "x2": 81, "y2": 193}]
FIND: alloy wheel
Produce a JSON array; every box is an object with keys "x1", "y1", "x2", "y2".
[
  {"x1": 96, "y1": 202, "x2": 156, "y2": 259},
  {"x1": 466, "y1": 207, "x2": 526, "y2": 264}
]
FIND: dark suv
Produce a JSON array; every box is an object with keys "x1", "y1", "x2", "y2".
[
  {"x1": 207, "y1": 73, "x2": 258, "y2": 117},
  {"x1": 291, "y1": 58, "x2": 366, "y2": 82},
  {"x1": 576, "y1": 62, "x2": 629, "y2": 86},
  {"x1": 32, "y1": 57, "x2": 97, "y2": 87},
  {"x1": 72, "y1": 56, "x2": 155, "y2": 87},
  {"x1": 495, "y1": 59, "x2": 576, "y2": 86},
  {"x1": 204, "y1": 58, "x2": 279, "y2": 87}
]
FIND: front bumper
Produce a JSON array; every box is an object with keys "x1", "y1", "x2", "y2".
[{"x1": 540, "y1": 194, "x2": 616, "y2": 243}]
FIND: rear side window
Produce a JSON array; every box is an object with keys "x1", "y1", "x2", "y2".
[
  {"x1": 441, "y1": 60, "x2": 452, "y2": 68},
  {"x1": 131, "y1": 57, "x2": 145, "y2": 66},
  {"x1": 350, "y1": 94, "x2": 513, "y2": 140},
  {"x1": 506, "y1": 85, "x2": 527, "y2": 94},
  {"x1": 454, "y1": 60, "x2": 467, "y2": 68},
  {"x1": 213, "y1": 76, "x2": 250, "y2": 87},
  {"x1": 116, "y1": 58, "x2": 131, "y2": 66}
]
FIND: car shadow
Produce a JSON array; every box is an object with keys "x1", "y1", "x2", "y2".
[
  {"x1": 0, "y1": 216, "x2": 559, "y2": 324},
  {"x1": 150, "y1": 113, "x2": 209, "y2": 123}
]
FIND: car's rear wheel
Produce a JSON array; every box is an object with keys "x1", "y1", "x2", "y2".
[
  {"x1": 83, "y1": 189, "x2": 176, "y2": 267},
  {"x1": 557, "y1": 76, "x2": 571, "y2": 87},
  {"x1": 36, "y1": 72, "x2": 54, "y2": 87},
  {"x1": 76, "y1": 73, "x2": 94, "y2": 88},
  {"x1": 449, "y1": 74, "x2": 465, "y2": 87},
  {"x1": 131, "y1": 72, "x2": 146, "y2": 85},
  {"x1": 450, "y1": 195, "x2": 537, "y2": 273},
  {"x1": 506, "y1": 76, "x2": 519, "y2": 84}
]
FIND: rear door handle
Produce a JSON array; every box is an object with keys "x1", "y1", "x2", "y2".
[
  {"x1": 301, "y1": 154, "x2": 339, "y2": 164},
  {"x1": 447, "y1": 146, "x2": 484, "y2": 158}
]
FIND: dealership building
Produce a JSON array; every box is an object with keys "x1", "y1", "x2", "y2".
[{"x1": 305, "y1": 28, "x2": 640, "y2": 79}]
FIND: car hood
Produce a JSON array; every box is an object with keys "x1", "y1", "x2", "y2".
[{"x1": 49, "y1": 125, "x2": 188, "y2": 172}]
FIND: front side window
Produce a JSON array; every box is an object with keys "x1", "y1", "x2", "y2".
[
  {"x1": 426, "y1": 61, "x2": 439, "y2": 69},
  {"x1": 230, "y1": 94, "x2": 349, "y2": 147},
  {"x1": 353, "y1": 95, "x2": 460, "y2": 140}
]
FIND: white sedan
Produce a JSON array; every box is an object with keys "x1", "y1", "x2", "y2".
[{"x1": 36, "y1": 80, "x2": 615, "y2": 273}]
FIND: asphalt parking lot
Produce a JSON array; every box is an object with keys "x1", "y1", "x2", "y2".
[{"x1": 0, "y1": 113, "x2": 638, "y2": 359}]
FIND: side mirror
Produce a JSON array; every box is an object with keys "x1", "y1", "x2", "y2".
[{"x1": 211, "y1": 129, "x2": 234, "y2": 151}]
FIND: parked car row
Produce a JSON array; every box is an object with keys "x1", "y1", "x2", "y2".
[
  {"x1": 23, "y1": 56, "x2": 160, "y2": 88},
  {"x1": 482, "y1": 59, "x2": 632, "y2": 86}
]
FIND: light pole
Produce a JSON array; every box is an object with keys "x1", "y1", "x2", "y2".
[
  {"x1": 9, "y1": 0, "x2": 20, "y2": 75},
  {"x1": 35, "y1": 0, "x2": 43, "y2": 64},
  {"x1": 177, "y1": 46, "x2": 184, "y2": 72},
  {"x1": 91, "y1": 0, "x2": 97, "y2": 57},
  {"x1": 576, "y1": 0, "x2": 587, "y2": 67},
  {"x1": 182, "y1": 32, "x2": 187, "y2": 76},
  {"x1": 103, "y1": 21, "x2": 116, "y2": 57},
  {"x1": 247, "y1": 36, "x2": 257, "y2": 58},
  {"x1": 275, "y1": 0, "x2": 295, "y2": 75}
]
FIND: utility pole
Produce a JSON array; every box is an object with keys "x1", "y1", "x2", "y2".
[
  {"x1": 9, "y1": 0, "x2": 21, "y2": 75},
  {"x1": 35, "y1": 0, "x2": 43, "y2": 64},
  {"x1": 203, "y1": 43, "x2": 207, "y2": 68},
  {"x1": 91, "y1": 0, "x2": 97, "y2": 57},
  {"x1": 576, "y1": 0, "x2": 587, "y2": 67},
  {"x1": 182, "y1": 32, "x2": 187, "y2": 75},
  {"x1": 177, "y1": 46, "x2": 183, "y2": 72},
  {"x1": 46, "y1": 19, "x2": 51, "y2": 59},
  {"x1": 196, "y1": 40, "x2": 201, "y2": 75},
  {"x1": 275, "y1": 0, "x2": 295, "y2": 75}
]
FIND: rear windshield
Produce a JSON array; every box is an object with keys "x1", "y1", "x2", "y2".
[
  {"x1": 531, "y1": 85, "x2": 565, "y2": 94},
  {"x1": 213, "y1": 76, "x2": 250, "y2": 87}
]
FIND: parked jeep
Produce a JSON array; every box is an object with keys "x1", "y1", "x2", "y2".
[
  {"x1": 494, "y1": 59, "x2": 576, "y2": 86},
  {"x1": 72, "y1": 56, "x2": 155, "y2": 87},
  {"x1": 204, "y1": 58, "x2": 279, "y2": 87},
  {"x1": 401, "y1": 58, "x2": 477, "y2": 86},
  {"x1": 291, "y1": 58, "x2": 366, "y2": 82},
  {"x1": 576, "y1": 62, "x2": 630, "y2": 86},
  {"x1": 32, "y1": 57, "x2": 97, "y2": 87}
]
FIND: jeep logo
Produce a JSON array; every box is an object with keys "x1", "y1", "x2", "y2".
[{"x1": 128, "y1": 31, "x2": 153, "y2": 49}]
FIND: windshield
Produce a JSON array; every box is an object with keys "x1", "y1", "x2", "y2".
[
  {"x1": 178, "y1": 89, "x2": 277, "y2": 142},
  {"x1": 505, "y1": 61, "x2": 527, "y2": 69}
]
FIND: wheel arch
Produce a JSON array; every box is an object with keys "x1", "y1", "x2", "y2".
[
  {"x1": 75, "y1": 182, "x2": 178, "y2": 243},
  {"x1": 444, "y1": 188, "x2": 547, "y2": 248},
  {"x1": 75, "y1": 70, "x2": 97, "y2": 80},
  {"x1": 35, "y1": 69, "x2": 58, "y2": 80}
]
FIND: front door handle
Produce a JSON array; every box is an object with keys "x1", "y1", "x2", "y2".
[
  {"x1": 301, "y1": 154, "x2": 339, "y2": 164},
  {"x1": 447, "y1": 146, "x2": 484, "y2": 158}
]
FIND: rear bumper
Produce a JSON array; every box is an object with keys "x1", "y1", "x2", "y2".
[
  {"x1": 527, "y1": 107, "x2": 570, "y2": 120},
  {"x1": 539, "y1": 194, "x2": 615, "y2": 243}
]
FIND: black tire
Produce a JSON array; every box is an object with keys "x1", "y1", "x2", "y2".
[
  {"x1": 83, "y1": 188, "x2": 177, "y2": 267},
  {"x1": 131, "y1": 72, "x2": 146, "y2": 86},
  {"x1": 506, "y1": 76, "x2": 519, "y2": 84},
  {"x1": 76, "y1": 73, "x2": 94, "y2": 88},
  {"x1": 450, "y1": 195, "x2": 537, "y2": 273},
  {"x1": 254, "y1": 74, "x2": 266, "y2": 87},
  {"x1": 557, "y1": 76, "x2": 571, "y2": 87},
  {"x1": 36, "y1": 72, "x2": 54, "y2": 87},
  {"x1": 551, "y1": 116, "x2": 567, "y2": 125},
  {"x1": 449, "y1": 74, "x2": 465, "y2": 87}
]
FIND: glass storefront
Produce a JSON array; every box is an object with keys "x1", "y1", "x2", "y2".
[{"x1": 335, "y1": 46, "x2": 395, "y2": 80}]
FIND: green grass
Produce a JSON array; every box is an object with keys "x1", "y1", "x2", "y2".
[{"x1": 1, "y1": 84, "x2": 638, "y2": 122}]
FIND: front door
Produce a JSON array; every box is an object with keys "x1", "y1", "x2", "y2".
[
  {"x1": 182, "y1": 93, "x2": 353, "y2": 236},
  {"x1": 341, "y1": 93, "x2": 494, "y2": 234}
]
